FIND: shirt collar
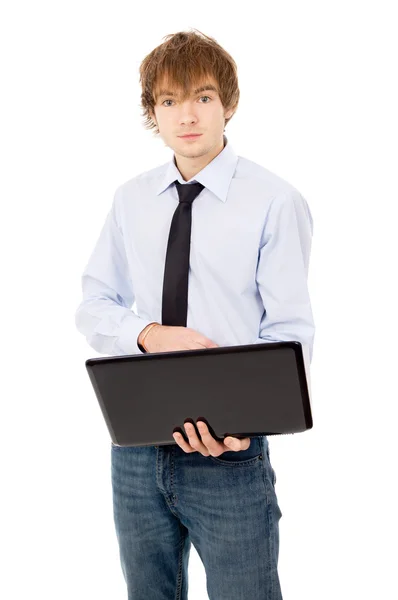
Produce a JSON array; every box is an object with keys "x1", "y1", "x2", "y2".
[{"x1": 155, "y1": 134, "x2": 238, "y2": 203}]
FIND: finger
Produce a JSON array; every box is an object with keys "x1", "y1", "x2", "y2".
[
  {"x1": 196, "y1": 421, "x2": 225, "y2": 455},
  {"x1": 184, "y1": 423, "x2": 210, "y2": 456},
  {"x1": 224, "y1": 436, "x2": 251, "y2": 451},
  {"x1": 173, "y1": 432, "x2": 196, "y2": 453}
]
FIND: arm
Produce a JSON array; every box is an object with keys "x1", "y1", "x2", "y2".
[
  {"x1": 253, "y1": 188, "x2": 316, "y2": 371},
  {"x1": 74, "y1": 185, "x2": 153, "y2": 355}
]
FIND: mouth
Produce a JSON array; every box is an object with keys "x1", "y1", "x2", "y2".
[{"x1": 178, "y1": 134, "x2": 203, "y2": 140}]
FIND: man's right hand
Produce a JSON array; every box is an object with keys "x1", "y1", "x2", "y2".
[{"x1": 139, "y1": 324, "x2": 219, "y2": 353}]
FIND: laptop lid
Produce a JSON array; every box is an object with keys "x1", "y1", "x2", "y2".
[{"x1": 85, "y1": 341, "x2": 312, "y2": 447}]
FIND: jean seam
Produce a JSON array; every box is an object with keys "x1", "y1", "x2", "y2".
[
  {"x1": 175, "y1": 524, "x2": 185, "y2": 600},
  {"x1": 259, "y1": 436, "x2": 276, "y2": 597}
]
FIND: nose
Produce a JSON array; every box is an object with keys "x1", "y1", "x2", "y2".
[
  {"x1": 179, "y1": 103, "x2": 199, "y2": 125},
  {"x1": 180, "y1": 115, "x2": 197, "y2": 126}
]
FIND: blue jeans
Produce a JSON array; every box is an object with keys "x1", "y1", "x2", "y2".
[{"x1": 111, "y1": 435, "x2": 283, "y2": 599}]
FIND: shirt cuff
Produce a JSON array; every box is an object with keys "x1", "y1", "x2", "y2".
[{"x1": 116, "y1": 315, "x2": 155, "y2": 355}]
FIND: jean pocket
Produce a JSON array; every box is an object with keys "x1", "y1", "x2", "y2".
[{"x1": 208, "y1": 436, "x2": 263, "y2": 466}]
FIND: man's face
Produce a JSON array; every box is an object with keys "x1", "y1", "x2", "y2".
[{"x1": 150, "y1": 75, "x2": 234, "y2": 159}]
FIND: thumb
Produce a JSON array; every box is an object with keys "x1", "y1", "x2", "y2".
[{"x1": 224, "y1": 437, "x2": 239, "y2": 448}]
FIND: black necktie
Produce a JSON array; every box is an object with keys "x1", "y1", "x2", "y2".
[{"x1": 161, "y1": 180, "x2": 205, "y2": 327}]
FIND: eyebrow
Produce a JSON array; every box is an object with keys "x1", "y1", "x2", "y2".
[{"x1": 157, "y1": 84, "x2": 218, "y2": 99}]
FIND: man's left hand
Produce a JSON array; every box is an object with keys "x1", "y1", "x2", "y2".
[{"x1": 173, "y1": 420, "x2": 251, "y2": 456}]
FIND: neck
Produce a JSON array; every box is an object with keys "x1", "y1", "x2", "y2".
[{"x1": 174, "y1": 136, "x2": 226, "y2": 181}]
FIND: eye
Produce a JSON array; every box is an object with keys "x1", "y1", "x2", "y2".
[{"x1": 161, "y1": 95, "x2": 212, "y2": 107}]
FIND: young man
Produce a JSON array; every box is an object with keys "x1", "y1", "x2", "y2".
[{"x1": 75, "y1": 29, "x2": 315, "y2": 600}]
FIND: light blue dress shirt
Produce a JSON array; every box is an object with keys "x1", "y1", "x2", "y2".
[{"x1": 75, "y1": 134, "x2": 315, "y2": 369}]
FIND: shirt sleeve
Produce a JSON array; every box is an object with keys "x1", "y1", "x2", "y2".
[
  {"x1": 253, "y1": 188, "x2": 316, "y2": 370},
  {"x1": 74, "y1": 185, "x2": 153, "y2": 355}
]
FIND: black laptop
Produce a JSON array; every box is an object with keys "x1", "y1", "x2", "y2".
[{"x1": 85, "y1": 341, "x2": 313, "y2": 447}]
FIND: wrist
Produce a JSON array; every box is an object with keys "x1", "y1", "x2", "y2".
[{"x1": 138, "y1": 322, "x2": 161, "y2": 352}]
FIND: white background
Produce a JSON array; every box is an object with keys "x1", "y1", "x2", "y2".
[{"x1": 1, "y1": 1, "x2": 397, "y2": 598}]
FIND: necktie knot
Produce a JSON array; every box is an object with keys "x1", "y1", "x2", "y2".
[{"x1": 174, "y1": 180, "x2": 205, "y2": 204}]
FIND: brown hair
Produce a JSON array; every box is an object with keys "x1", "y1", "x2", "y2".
[{"x1": 138, "y1": 28, "x2": 240, "y2": 136}]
